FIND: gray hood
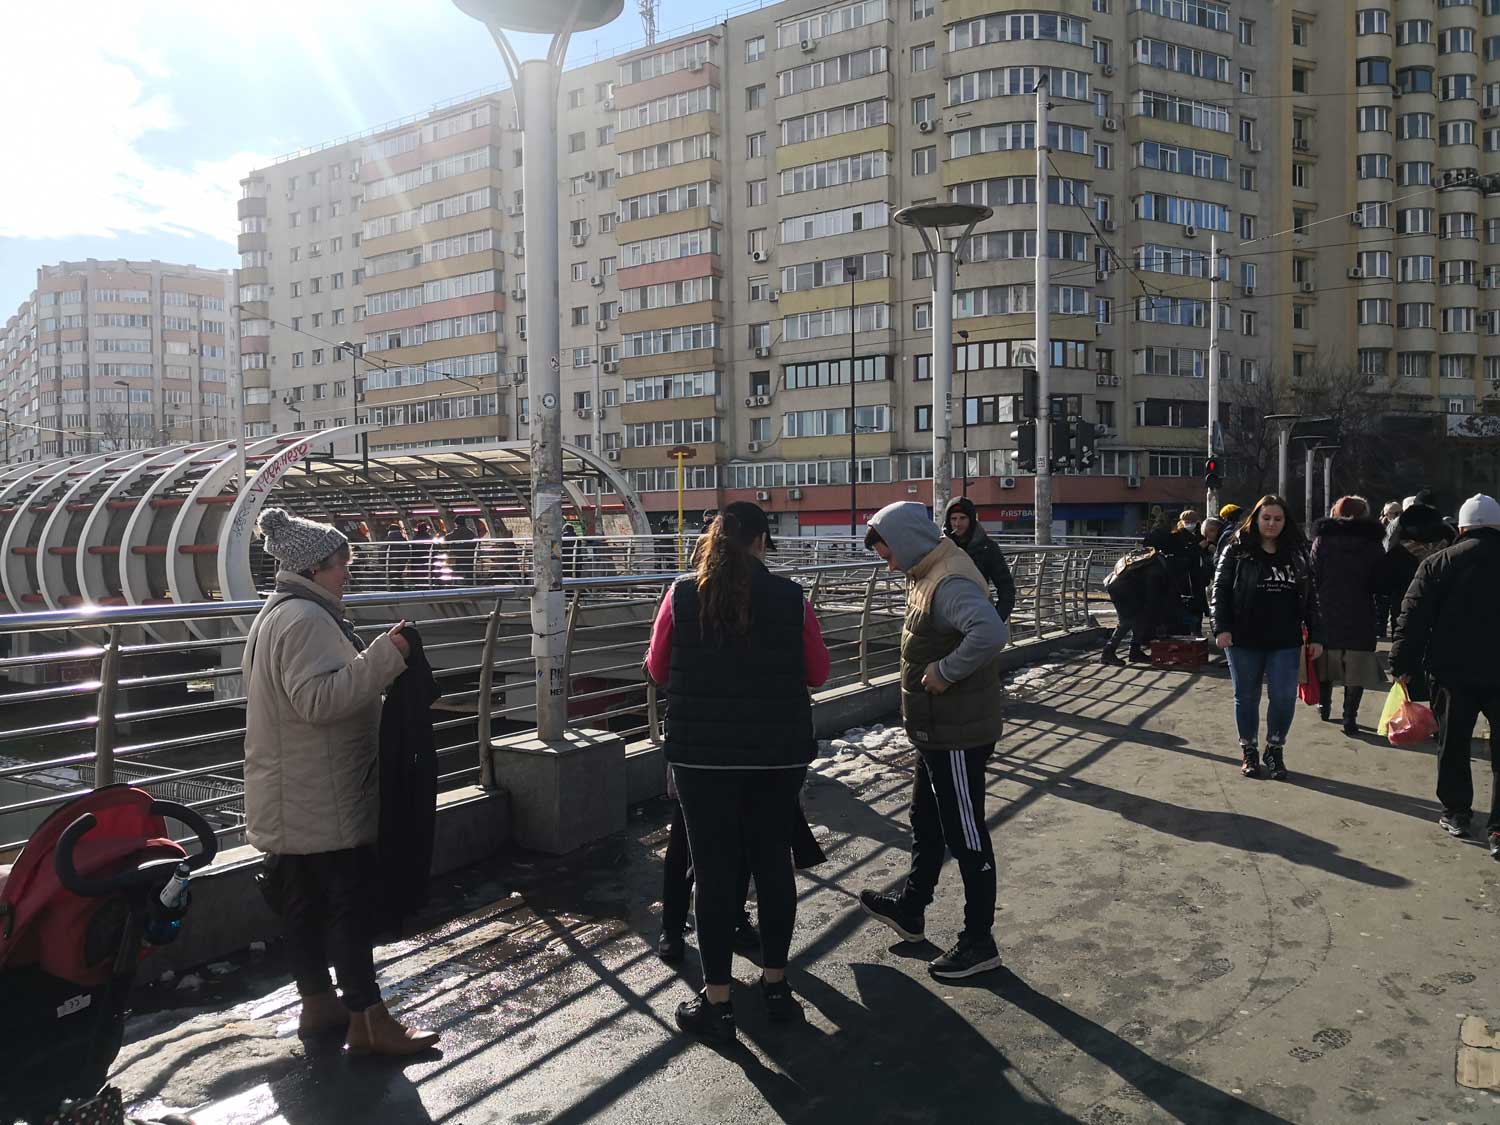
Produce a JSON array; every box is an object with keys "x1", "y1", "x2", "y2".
[{"x1": 868, "y1": 501, "x2": 940, "y2": 572}]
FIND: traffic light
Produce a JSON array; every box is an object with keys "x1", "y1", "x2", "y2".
[
  {"x1": 1011, "y1": 420, "x2": 1037, "y2": 472},
  {"x1": 1203, "y1": 456, "x2": 1222, "y2": 488},
  {"x1": 1021, "y1": 368, "x2": 1039, "y2": 420},
  {"x1": 1050, "y1": 418, "x2": 1073, "y2": 470},
  {"x1": 1073, "y1": 421, "x2": 1098, "y2": 468}
]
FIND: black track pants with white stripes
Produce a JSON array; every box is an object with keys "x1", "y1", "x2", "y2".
[{"x1": 901, "y1": 745, "x2": 997, "y2": 940}]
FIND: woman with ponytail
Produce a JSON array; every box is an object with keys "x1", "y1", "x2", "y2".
[{"x1": 643, "y1": 501, "x2": 830, "y2": 1041}]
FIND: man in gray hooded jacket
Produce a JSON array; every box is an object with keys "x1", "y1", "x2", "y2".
[{"x1": 859, "y1": 501, "x2": 1009, "y2": 979}]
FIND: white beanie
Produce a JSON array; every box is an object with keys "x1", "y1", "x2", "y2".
[
  {"x1": 1457, "y1": 494, "x2": 1500, "y2": 530},
  {"x1": 256, "y1": 507, "x2": 349, "y2": 574},
  {"x1": 1402, "y1": 495, "x2": 1418, "y2": 511}
]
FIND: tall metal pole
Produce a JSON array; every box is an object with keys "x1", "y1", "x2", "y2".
[
  {"x1": 1323, "y1": 450, "x2": 1335, "y2": 515},
  {"x1": 1206, "y1": 234, "x2": 1221, "y2": 515},
  {"x1": 1033, "y1": 76, "x2": 1053, "y2": 544},
  {"x1": 932, "y1": 244, "x2": 955, "y2": 522},
  {"x1": 1278, "y1": 427, "x2": 1290, "y2": 498},
  {"x1": 231, "y1": 276, "x2": 247, "y2": 488},
  {"x1": 848, "y1": 259, "x2": 857, "y2": 535},
  {"x1": 592, "y1": 333, "x2": 603, "y2": 533},
  {"x1": 521, "y1": 57, "x2": 567, "y2": 740},
  {"x1": 1304, "y1": 444, "x2": 1316, "y2": 528}
]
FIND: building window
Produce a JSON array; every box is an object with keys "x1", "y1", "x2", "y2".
[
  {"x1": 1291, "y1": 68, "x2": 1309, "y2": 94},
  {"x1": 572, "y1": 262, "x2": 588, "y2": 282},
  {"x1": 915, "y1": 405, "x2": 932, "y2": 431},
  {"x1": 748, "y1": 132, "x2": 766, "y2": 158},
  {"x1": 912, "y1": 43, "x2": 935, "y2": 71},
  {"x1": 913, "y1": 95, "x2": 935, "y2": 125},
  {"x1": 1094, "y1": 143, "x2": 1112, "y2": 170},
  {"x1": 569, "y1": 132, "x2": 586, "y2": 153},
  {"x1": 748, "y1": 228, "x2": 766, "y2": 256},
  {"x1": 1292, "y1": 162, "x2": 1311, "y2": 188},
  {"x1": 1292, "y1": 20, "x2": 1310, "y2": 47},
  {"x1": 312, "y1": 349, "x2": 324, "y2": 365},
  {"x1": 749, "y1": 276, "x2": 770, "y2": 301},
  {"x1": 912, "y1": 0, "x2": 934, "y2": 17},
  {"x1": 913, "y1": 146, "x2": 936, "y2": 175},
  {"x1": 597, "y1": 125, "x2": 615, "y2": 145},
  {"x1": 1238, "y1": 18, "x2": 1253, "y2": 45},
  {"x1": 568, "y1": 88, "x2": 585, "y2": 108},
  {"x1": 747, "y1": 179, "x2": 768, "y2": 206},
  {"x1": 1239, "y1": 166, "x2": 1256, "y2": 191},
  {"x1": 1357, "y1": 8, "x2": 1389, "y2": 34},
  {"x1": 1240, "y1": 69, "x2": 1253, "y2": 94},
  {"x1": 745, "y1": 35, "x2": 766, "y2": 62},
  {"x1": 747, "y1": 84, "x2": 767, "y2": 110}
]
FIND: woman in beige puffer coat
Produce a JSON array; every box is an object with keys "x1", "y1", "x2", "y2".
[{"x1": 242, "y1": 506, "x2": 438, "y2": 1056}]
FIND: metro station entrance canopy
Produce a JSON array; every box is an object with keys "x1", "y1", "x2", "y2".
[{"x1": 0, "y1": 424, "x2": 648, "y2": 613}]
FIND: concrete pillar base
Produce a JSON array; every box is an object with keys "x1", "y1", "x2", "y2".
[{"x1": 489, "y1": 728, "x2": 626, "y2": 853}]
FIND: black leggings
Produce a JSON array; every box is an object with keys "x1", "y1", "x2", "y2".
[
  {"x1": 269, "y1": 847, "x2": 381, "y2": 1012},
  {"x1": 673, "y1": 766, "x2": 806, "y2": 986}
]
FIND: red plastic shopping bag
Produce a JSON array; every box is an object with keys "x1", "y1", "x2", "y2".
[
  {"x1": 1386, "y1": 683, "x2": 1438, "y2": 746},
  {"x1": 1298, "y1": 646, "x2": 1321, "y2": 706}
]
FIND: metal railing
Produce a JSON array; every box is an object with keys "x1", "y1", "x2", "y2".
[{"x1": 0, "y1": 547, "x2": 1107, "y2": 858}]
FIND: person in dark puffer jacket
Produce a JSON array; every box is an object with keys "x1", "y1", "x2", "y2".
[
  {"x1": 1379, "y1": 499, "x2": 1456, "y2": 692},
  {"x1": 1309, "y1": 497, "x2": 1388, "y2": 735},
  {"x1": 645, "y1": 502, "x2": 829, "y2": 1041},
  {"x1": 942, "y1": 496, "x2": 1016, "y2": 621},
  {"x1": 859, "y1": 501, "x2": 1009, "y2": 982},
  {"x1": 1390, "y1": 494, "x2": 1500, "y2": 858}
]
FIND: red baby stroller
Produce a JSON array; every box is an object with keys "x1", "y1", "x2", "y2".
[{"x1": 0, "y1": 786, "x2": 217, "y2": 1124}]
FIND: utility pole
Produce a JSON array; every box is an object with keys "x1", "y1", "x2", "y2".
[
  {"x1": 1317, "y1": 445, "x2": 1339, "y2": 517},
  {"x1": 1033, "y1": 74, "x2": 1053, "y2": 544},
  {"x1": 338, "y1": 340, "x2": 369, "y2": 470},
  {"x1": 1206, "y1": 234, "x2": 1221, "y2": 515},
  {"x1": 846, "y1": 255, "x2": 860, "y2": 536},
  {"x1": 1265, "y1": 413, "x2": 1302, "y2": 499},
  {"x1": 592, "y1": 322, "x2": 604, "y2": 533}
]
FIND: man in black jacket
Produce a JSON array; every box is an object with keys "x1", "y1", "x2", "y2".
[
  {"x1": 1390, "y1": 494, "x2": 1500, "y2": 858},
  {"x1": 942, "y1": 497, "x2": 1016, "y2": 622}
]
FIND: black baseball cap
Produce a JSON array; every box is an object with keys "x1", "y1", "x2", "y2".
[{"x1": 719, "y1": 500, "x2": 776, "y2": 551}]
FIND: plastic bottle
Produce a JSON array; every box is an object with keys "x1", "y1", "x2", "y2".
[{"x1": 145, "y1": 862, "x2": 192, "y2": 945}]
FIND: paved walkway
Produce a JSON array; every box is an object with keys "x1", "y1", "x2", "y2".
[{"x1": 115, "y1": 652, "x2": 1500, "y2": 1124}]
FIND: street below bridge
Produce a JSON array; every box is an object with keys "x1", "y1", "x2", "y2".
[{"x1": 115, "y1": 651, "x2": 1499, "y2": 1124}]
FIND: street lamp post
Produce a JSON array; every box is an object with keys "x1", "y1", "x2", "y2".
[
  {"x1": 957, "y1": 330, "x2": 971, "y2": 497},
  {"x1": 454, "y1": 0, "x2": 622, "y2": 742},
  {"x1": 844, "y1": 255, "x2": 862, "y2": 535},
  {"x1": 894, "y1": 203, "x2": 992, "y2": 526},
  {"x1": 114, "y1": 380, "x2": 133, "y2": 451},
  {"x1": 337, "y1": 340, "x2": 370, "y2": 470},
  {"x1": 1315, "y1": 444, "x2": 1340, "y2": 518},
  {"x1": 1264, "y1": 414, "x2": 1302, "y2": 499}
]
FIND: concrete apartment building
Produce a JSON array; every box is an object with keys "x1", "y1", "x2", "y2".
[
  {"x1": 240, "y1": 0, "x2": 1500, "y2": 534},
  {"x1": 0, "y1": 260, "x2": 235, "y2": 462}
]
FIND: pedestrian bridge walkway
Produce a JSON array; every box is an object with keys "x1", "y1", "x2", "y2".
[{"x1": 111, "y1": 653, "x2": 1498, "y2": 1124}]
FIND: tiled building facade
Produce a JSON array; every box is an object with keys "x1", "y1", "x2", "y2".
[{"x1": 238, "y1": 0, "x2": 1500, "y2": 533}]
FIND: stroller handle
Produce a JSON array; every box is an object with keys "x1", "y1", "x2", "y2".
[{"x1": 54, "y1": 799, "x2": 220, "y2": 898}]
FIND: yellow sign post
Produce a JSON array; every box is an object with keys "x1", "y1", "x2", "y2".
[{"x1": 666, "y1": 444, "x2": 697, "y2": 570}]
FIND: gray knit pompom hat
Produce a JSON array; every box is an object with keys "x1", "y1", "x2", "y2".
[{"x1": 256, "y1": 507, "x2": 349, "y2": 574}]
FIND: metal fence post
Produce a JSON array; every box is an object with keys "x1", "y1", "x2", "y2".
[
  {"x1": 1059, "y1": 552, "x2": 1074, "y2": 628},
  {"x1": 477, "y1": 598, "x2": 503, "y2": 791},
  {"x1": 646, "y1": 681, "x2": 661, "y2": 743},
  {"x1": 93, "y1": 626, "x2": 121, "y2": 789},
  {"x1": 1032, "y1": 552, "x2": 1045, "y2": 641},
  {"x1": 858, "y1": 569, "x2": 878, "y2": 685},
  {"x1": 561, "y1": 593, "x2": 581, "y2": 725},
  {"x1": 808, "y1": 571, "x2": 824, "y2": 610}
]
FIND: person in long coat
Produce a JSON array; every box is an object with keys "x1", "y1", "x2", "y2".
[{"x1": 1309, "y1": 497, "x2": 1389, "y2": 734}]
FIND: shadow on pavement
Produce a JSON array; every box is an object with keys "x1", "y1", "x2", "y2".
[
  {"x1": 984, "y1": 972, "x2": 1296, "y2": 1125},
  {"x1": 1041, "y1": 775, "x2": 1411, "y2": 888}
]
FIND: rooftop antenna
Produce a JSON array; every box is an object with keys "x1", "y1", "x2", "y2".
[{"x1": 638, "y1": 0, "x2": 658, "y2": 43}]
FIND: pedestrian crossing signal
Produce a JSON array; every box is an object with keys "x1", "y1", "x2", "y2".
[{"x1": 1203, "y1": 457, "x2": 1222, "y2": 488}]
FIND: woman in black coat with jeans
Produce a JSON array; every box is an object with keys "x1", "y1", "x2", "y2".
[
  {"x1": 1212, "y1": 496, "x2": 1324, "y2": 781},
  {"x1": 1309, "y1": 497, "x2": 1389, "y2": 734}
]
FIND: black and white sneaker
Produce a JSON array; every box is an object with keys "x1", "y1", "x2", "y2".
[
  {"x1": 759, "y1": 976, "x2": 802, "y2": 1023},
  {"x1": 732, "y1": 913, "x2": 760, "y2": 951},
  {"x1": 1264, "y1": 745, "x2": 1288, "y2": 781},
  {"x1": 675, "y1": 992, "x2": 736, "y2": 1043},
  {"x1": 1489, "y1": 833, "x2": 1499, "y2": 860},
  {"x1": 859, "y1": 890, "x2": 925, "y2": 942},
  {"x1": 1439, "y1": 812, "x2": 1472, "y2": 839},
  {"x1": 928, "y1": 934, "x2": 1003, "y2": 980}
]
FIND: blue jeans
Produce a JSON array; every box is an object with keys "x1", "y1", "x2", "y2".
[{"x1": 1226, "y1": 646, "x2": 1301, "y2": 748}]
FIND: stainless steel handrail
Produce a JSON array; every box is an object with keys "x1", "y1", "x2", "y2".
[{"x1": 0, "y1": 548, "x2": 1106, "y2": 856}]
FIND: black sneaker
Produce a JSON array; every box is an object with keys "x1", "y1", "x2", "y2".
[
  {"x1": 1240, "y1": 744, "x2": 1262, "y2": 779},
  {"x1": 1489, "y1": 833, "x2": 1499, "y2": 860},
  {"x1": 928, "y1": 934, "x2": 1003, "y2": 980},
  {"x1": 859, "y1": 890, "x2": 924, "y2": 942},
  {"x1": 658, "y1": 930, "x2": 686, "y2": 964},
  {"x1": 1128, "y1": 648, "x2": 1151, "y2": 663},
  {"x1": 1439, "y1": 812, "x2": 1472, "y2": 838},
  {"x1": 759, "y1": 976, "x2": 802, "y2": 1023},
  {"x1": 675, "y1": 992, "x2": 735, "y2": 1043},
  {"x1": 1264, "y1": 745, "x2": 1288, "y2": 781},
  {"x1": 732, "y1": 914, "x2": 760, "y2": 951},
  {"x1": 1100, "y1": 651, "x2": 1125, "y2": 667}
]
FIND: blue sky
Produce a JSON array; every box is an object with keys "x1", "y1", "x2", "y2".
[{"x1": 0, "y1": 0, "x2": 727, "y2": 317}]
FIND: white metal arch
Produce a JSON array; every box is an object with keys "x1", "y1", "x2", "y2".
[
  {"x1": 35, "y1": 449, "x2": 148, "y2": 610},
  {"x1": 0, "y1": 454, "x2": 113, "y2": 614}
]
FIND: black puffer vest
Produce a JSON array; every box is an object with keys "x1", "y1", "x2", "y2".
[{"x1": 664, "y1": 560, "x2": 815, "y2": 769}]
